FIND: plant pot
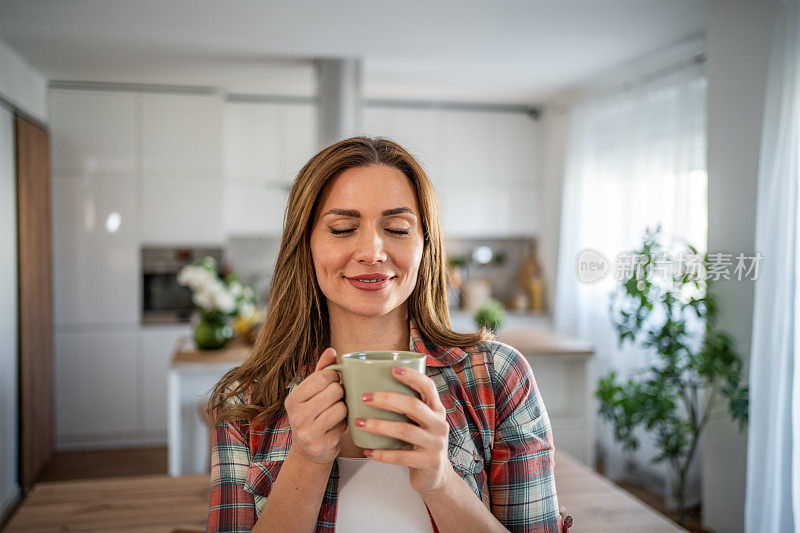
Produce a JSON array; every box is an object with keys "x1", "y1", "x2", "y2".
[{"x1": 193, "y1": 314, "x2": 233, "y2": 350}]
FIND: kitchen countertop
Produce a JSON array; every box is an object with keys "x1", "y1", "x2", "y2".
[
  {"x1": 496, "y1": 328, "x2": 594, "y2": 356},
  {"x1": 171, "y1": 335, "x2": 253, "y2": 365},
  {"x1": 171, "y1": 315, "x2": 593, "y2": 367}
]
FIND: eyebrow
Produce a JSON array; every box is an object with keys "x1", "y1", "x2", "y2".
[{"x1": 321, "y1": 207, "x2": 416, "y2": 218}]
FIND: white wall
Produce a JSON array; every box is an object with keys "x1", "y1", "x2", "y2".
[
  {"x1": 704, "y1": 1, "x2": 778, "y2": 531},
  {"x1": 0, "y1": 37, "x2": 47, "y2": 123},
  {"x1": 0, "y1": 104, "x2": 19, "y2": 525}
]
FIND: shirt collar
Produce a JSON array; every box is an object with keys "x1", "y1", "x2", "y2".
[
  {"x1": 285, "y1": 314, "x2": 468, "y2": 390},
  {"x1": 408, "y1": 315, "x2": 469, "y2": 368}
]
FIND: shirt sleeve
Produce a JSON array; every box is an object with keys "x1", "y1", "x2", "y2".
[
  {"x1": 488, "y1": 342, "x2": 561, "y2": 533},
  {"x1": 207, "y1": 394, "x2": 257, "y2": 533}
]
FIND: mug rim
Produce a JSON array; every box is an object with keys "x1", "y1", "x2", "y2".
[{"x1": 339, "y1": 350, "x2": 425, "y2": 363}]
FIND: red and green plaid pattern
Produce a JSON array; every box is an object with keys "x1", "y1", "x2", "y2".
[{"x1": 207, "y1": 316, "x2": 563, "y2": 532}]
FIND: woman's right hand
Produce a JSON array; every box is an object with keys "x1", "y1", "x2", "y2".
[{"x1": 284, "y1": 347, "x2": 347, "y2": 466}]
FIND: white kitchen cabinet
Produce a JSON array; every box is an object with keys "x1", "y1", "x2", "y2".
[
  {"x1": 54, "y1": 330, "x2": 140, "y2": 444},
  {"x1": 140, "y1": 93, "x2": 223, "y2": 178},
  {"x1": 362, "y1": 106, "x2": 444, "y2": 186},
  {"x1": 50, "y1": 90, "x2": 137, "y2": 174},
  {"x1": 491, "y1": 112, "x2": 539, "y2": 186},
  {"x1": 142, "y1": 324, "x2": 192, "y2": 436},
  {"x1": 224, "y1": 100, "x2": 317, "y2": 183},
  {"x1": 525, "y1": 354, "x2": 594, "y2": 466},
  {"x1": 139, "y1": 92, "x2": 225, "y2": 244},
  {"x1": 223, "y1": 181, "x2": 287, "y2": 237},
  {"x1": 440, "y1": 109, "x2": 539, "y2": 237},
  {"x1": 51, "y1": 174, "x2": 139, "y2": 326},
  {"x1": 139, "y1": 175, "x2": 225, "y2": 244},
  {"x1": 280, "y1": 102, "x2": 318, "y2": 182},
  {"x1": 223, "y1": 102, "x2": 280, "y2": 179},
  {"x1": 441, "y1": 110, "x2": 494, "y2": 187},
  {"x1": 222, "y1": 101, "x2": 316, "y2": 237}
]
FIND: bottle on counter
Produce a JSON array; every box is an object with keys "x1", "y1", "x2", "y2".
[
  {"x1": 461, "y1": 277, "x2": 492, "y2": 312},
  {"x1": 518, "y1": 238, "x2": 546, "y2": 313}
]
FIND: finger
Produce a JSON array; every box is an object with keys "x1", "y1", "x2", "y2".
[
  {"x1": 291, "y1": 368, "x2": 339, "y2": 404},
  {"x1": 315, "y1": 401, "x2": 347, "y2": 433},
  {"x1": 308, "y1": 382, "x2": 345, "y2": 419},
  {"x1": 325, "y1": 418, "x2": 348, "y2": 438},
  {"x1": 362, "y1": 391, "x2": 437, "y2": 428},
  {"x1": 314, "y1": 347, "x2": 338, "y2": 372},
  {"x1": 391, "y1": 366, "x2": 445, "y2": 414},
  {"x1": 364, "y1": 448, "x2": 428, "y2": 469},
  {"x1": 355, "y1": 417, "x2": 437, "y2": 449}
]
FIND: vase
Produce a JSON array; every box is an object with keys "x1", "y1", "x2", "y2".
[{"x1": 193, "y1": 313, "x2": 233, "y2": 350}]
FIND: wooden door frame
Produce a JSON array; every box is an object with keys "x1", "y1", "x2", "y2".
[{"x1": 15, "y1": 113, "x2": 55, "y2": 492}]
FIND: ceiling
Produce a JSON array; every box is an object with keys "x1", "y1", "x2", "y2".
[{"x1": 0, "y1": 0, "x2": 706, "y2": 104}]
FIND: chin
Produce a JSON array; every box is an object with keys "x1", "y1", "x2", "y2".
[{"x1": 336, "y1": 298, "x2": 402, "y2": 318}]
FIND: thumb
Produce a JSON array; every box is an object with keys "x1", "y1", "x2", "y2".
[{"x1": 314, "y1": 347, "x2": 338, "y2": 372}]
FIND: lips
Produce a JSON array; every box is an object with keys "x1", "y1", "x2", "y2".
[
  {"x1": 347, "y1": 273, "x2": 394, "y2": 281},
  {"x1": 346, "y1": 273, "x2": 396, "y2": 291}
]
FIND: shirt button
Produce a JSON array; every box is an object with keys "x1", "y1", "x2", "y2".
[{"x1": 473, "y1": 452, "x2": 481, "y2": 462}]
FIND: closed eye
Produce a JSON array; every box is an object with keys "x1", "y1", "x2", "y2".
[{"x1": 330, "y1": 228, "x2": 410, "y2": 235}]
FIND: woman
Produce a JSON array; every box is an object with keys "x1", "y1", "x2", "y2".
[{"x1": 206, "y1": 137, "x2": 565, "y2": 532}]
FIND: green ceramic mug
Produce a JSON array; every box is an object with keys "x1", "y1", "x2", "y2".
[{"x1": 327, "y1": 350, "x2": 427, "y2": 450}]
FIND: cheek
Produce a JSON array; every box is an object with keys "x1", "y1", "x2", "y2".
[
  {"x1": 312, "y1": 241, "x2": 347, "y2": 277},
  {"x1": 399, "y1": 242, "x2": 424, "y2": 275}
]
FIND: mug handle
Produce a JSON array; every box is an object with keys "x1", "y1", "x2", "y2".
[{"x1": 326, "y1": 364, "x2": 342, "y2": 372}]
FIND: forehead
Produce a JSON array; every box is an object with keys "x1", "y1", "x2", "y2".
[{"x1": 316, "y1": 164, "x2": 420, "y2": 213}]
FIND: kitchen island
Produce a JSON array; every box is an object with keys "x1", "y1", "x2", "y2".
[{"x1": 168, "y1": 319, "x2": 594, "y2": 476}]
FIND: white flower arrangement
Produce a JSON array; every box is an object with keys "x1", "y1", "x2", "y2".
[{"x1": 177, "y1": 256, "x2": 256, "y2": 318}]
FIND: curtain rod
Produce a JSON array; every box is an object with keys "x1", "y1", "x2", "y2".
[{"x1": 555, "y1": 50, "x2": 707, "y2": 109}]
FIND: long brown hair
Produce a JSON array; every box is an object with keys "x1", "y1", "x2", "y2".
[{"x1": 207, "y1": 136, "x2": 491, "y2": 426}]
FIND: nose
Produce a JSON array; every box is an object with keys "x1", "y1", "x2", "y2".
[{"x1": 354, "y1": 226, "x2": 387, "y2": 265}]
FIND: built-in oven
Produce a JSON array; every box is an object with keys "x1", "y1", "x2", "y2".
[{"x1": 141, "y1": 246, "x2": 225, "y2": 324}]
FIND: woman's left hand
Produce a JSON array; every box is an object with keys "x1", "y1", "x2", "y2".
[{"x1": 357, "y1": 366, "x2": 453, "y2": 495}]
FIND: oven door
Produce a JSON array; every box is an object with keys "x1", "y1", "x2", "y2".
[{"x1": 142, "y1": 271, "x2": 194, "y2": 323}]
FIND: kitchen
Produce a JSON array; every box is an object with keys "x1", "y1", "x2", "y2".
[{"x1": 0, "y1": 2, "x2": 794, "y2": 532}]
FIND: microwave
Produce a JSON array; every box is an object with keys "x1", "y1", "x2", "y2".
[{"x1": 141, "y1": 246, "x2": 225, "y2": 324}]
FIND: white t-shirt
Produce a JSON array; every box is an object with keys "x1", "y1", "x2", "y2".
[{"x1": 335, "y1": 457, "x2": 433, "y2": 532}]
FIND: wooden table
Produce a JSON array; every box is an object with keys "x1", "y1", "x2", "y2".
[
  {"x1": 4, "y1": 474, "x2": 211, "y2": 532},
  {"x1": 5, "y1": 452, "x2": 684, "y2": 532},
  {"x1": 555, "y1": 451, "x2": 684, "y2": 532}
]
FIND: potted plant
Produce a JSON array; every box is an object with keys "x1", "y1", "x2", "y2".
[
  {"x1": 473, "y1": 298, "x2": 506, "y2": 333},
  {"x1": 596, "y1": 225, "x2": 748, "y2": 526},
  {"x1": 177, "y1": 256, "x2": 258, "y2": 350}
]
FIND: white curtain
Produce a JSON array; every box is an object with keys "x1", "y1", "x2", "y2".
[
  {"x1": 553, "y1": 61, "x2": 708, "y2": 501},
  {"x1": 745, "y1": 0, "x2": 800, "y2": 531}
]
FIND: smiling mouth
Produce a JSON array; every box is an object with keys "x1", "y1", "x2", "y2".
[
  {"x1": 344, "y1": 275, "x2": 397, "y2": 289},
  {"x1": 345, "y1": 274, "x2": 396, "y2": 281}
]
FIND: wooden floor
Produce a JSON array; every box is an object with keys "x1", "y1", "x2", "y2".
[
  {"x1": 37, "y1": 446, "x2": 168, "y2": 482},
  {"x1": 4, "y1": 446, "x2": 701, "y2": 532}
]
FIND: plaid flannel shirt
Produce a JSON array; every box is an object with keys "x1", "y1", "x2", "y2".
[{"x1": 207, "y1": 316, "x2": 562, "y2": 532}]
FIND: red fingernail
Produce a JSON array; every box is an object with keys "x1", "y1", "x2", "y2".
[
  {"x1": 361, "y1": 393, "x2": 373, "y2": 402},
  {"x1": 355, "y1": 418, "x2": 366, "y2": 427},
  {"x1": 363, "y1": 449, "x2": 373, "y2": 457},
  {"x1": 393, "y1": 367, "x2": 406, "y2": 375}
]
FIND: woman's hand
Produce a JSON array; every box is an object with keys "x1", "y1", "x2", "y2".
[
  {"x1": 358, "y1": 366, "x2": 453, "y2": 494},
  {"x1": 284, "y1": 347, "x2": 347, "y2": 466}
]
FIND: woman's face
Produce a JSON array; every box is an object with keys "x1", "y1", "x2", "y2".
[{"x1": 309, "y1": 164, "x2": 425, "y2": 321}]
